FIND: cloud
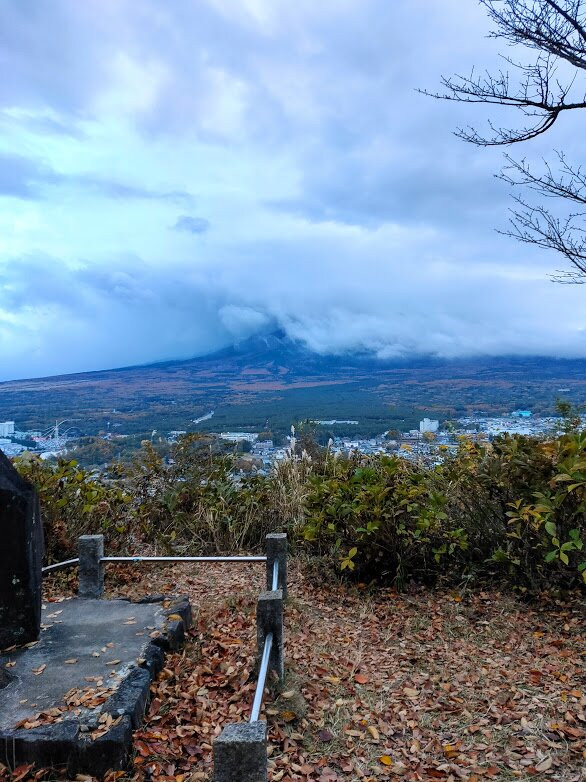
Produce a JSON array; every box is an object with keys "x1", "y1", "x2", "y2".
[
  {"x1": 0, "y1": 255, "x2": 227, "y2": 379},
  {"x1": 219, "y1": 305, "x2": 272, "y2": 337},
  {"x1": 0, "y1": 151, "x2": 193, "y2": 203},
  {"x1": 0, "y1": 152, "x2": 59, "y2": 199},
  {"x1": 0, "y1": 0, "x2": 585, "y2": 381},
  {"x1": 173, "y1": 215, "x2": 211, "y2": 234},
  {"x1": 72, "y1": 176, "x2": 193, "y2": 204},
  {"x1": 2, "y1": 231, "x2": 585, "y2": 382}
]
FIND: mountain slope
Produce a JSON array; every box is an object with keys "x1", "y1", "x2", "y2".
[{"x1": 0, "y1": 333, "x2": 585, "y2": 437}]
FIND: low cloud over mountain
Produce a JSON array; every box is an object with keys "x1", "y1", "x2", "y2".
[{"x1": 1, "y1": 0, "x2": 585, "y2": 380}]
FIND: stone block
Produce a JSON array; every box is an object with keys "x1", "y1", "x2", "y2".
[
  {"x1": 257, "y1": 589, "x2": 284, "y2": 681},
  {"x1": 105, "y1": 667, "x2": 151, "y2": 729},
  {"x1": 266, "y1": 533, "x2": 287, "y2": 598},
  {"x1": 78, "y1": 534, "x2": 104, "y2": 599},
  {"x1": 213, "y1": 721, "x2": 267, "y2": 782},
  {"x1": 0, "y1": 594, "x2": 193, "y2": 776},
  {"x1": 0, "y1": 449, "x2": 43, "y2": 648}
]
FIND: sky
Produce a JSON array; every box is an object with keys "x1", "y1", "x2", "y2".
[{"x1": 1, "y1": 0, "x2": 586, "y2": 381}]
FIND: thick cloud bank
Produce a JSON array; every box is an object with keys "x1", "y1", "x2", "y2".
[{"x1": 1, "y1": 0, "x2": 585, "y2": 380}]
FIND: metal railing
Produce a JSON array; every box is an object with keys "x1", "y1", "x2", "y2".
[
  {"x1": 249, "y1": 557, "x2": 279, "y2": 723},
  {"x1": 42, "y1": 558, "x2": 79, "y2": 574},
  {"x1": 43, "y1": 555, "x2": 266, "y2": 573},
  {"x1": 101, "y1": 555, "x2": 266, "y2": 563},
  {"x1": 43, "y1": 532, "x2": 287, "y2": 782},
  {"x1": 214, "y1": 535, "x2": 286, "y2": 780},
  {"x1": 250, "y1": 631, "x2": 273, "y2": 722},
  {"x1": 272, "y1": 558, "x2": 278, "y2": 591}
]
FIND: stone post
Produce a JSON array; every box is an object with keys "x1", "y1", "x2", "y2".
[
  {"x1": 213, "y1": 721, "x2": 267, "y2": 782},
  {"x1": 257, "y1": 589, "x2": 284, "y2": 681},
  {"x1": 78, "y1": 535, "x2": 104, "y2": 599},
  {"x1": 265, "y1": 533, "x2": 287, "y2": 599},
  {"x1": 0, "y1": 450, "x2": 43, "y2": 647}
]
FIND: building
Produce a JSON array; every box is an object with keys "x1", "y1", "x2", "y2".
[
  {"x1": 220, "y1": 432, "x2": 259, "y2": 443},
  {"x1": 419, "y1": 418, "x2": 439, "y2": 433},
  {"x1": 0, "y1": 421, "x2": 15, "y2": 437},
  {"x1": 511, "y1": 410, "x2": 532, "y2": 418},
  {"x1": 0, "y1": 438, "x2": 24, "y2": 456}
]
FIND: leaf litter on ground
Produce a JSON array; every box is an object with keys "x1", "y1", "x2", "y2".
[{"x1": 2, "y1": 562, "x2": 584, "y2": 781}]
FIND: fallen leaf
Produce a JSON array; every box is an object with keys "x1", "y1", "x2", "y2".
[
  {"x1": 535, "y1": 756, "x2": 553, "y2": 772},
  {"x1": 367, "y1": 725, "x2": 380, "y2": 741}
]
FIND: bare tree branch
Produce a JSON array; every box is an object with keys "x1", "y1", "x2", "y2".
[
  {"x1": 423, "y1": 0, "x2": 586, "y2": 281},
  {"x1": 500, "y1": 195, "x2": 586, "y2": 279},
  {"x1": 499, "y1": 152, "x2": 586, "y2": 204},
  {"x1": 420, "y1": 1, "x2": 586, "y2": 145}
]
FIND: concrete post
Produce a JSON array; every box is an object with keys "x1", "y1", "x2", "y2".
[
  {"x1": 78, "y1": 535, "x2": 104, "y2": 599},
  {"x1": 265, "y1": 533, "x2": 287, "y2": 599},
  {"x1": 257, "y1": 589, "x2": 284, "y2": 681},
  {"x1": 213, "y1": 721, "x2": 267, "y2": 782}
]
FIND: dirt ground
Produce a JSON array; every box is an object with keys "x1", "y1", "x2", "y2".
[{"x1": 3, "y1": 561, "x2": 585, "y2": 781}]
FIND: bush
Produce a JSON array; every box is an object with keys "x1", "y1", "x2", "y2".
[
  {"x1": 14, "y1": 454, "x2": 131, "y2": 563},
  {"x1": 300, "y1": 433, "x2": 585, "y2": 589},
  {"x1": 14, "y1": 430, "x2": 586, "y2": 591}
]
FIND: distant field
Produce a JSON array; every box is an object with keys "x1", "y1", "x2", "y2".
[
  {"x1": 1, "y1": 334, "x2": 585, "y2": 446},
  {"x1": 195, "y1": 386, "x2": 422, "y2": 440}
]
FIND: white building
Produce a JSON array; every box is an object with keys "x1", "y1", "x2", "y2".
[
  {"x1": 0, "y1": 421, "x2": 15, "y2": 437},
  {"x1": 220, "y1": 432, "x2": 259, "y2": 443},
  {"x1": 419, "y1": 418, "x2": 439, "y2": 434}
]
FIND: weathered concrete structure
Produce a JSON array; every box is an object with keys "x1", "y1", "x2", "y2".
[
  {"x1": 265, "y1": 532, "x2": 287, "y2": 598},
  {"x1": 0, "y1": 450, "x2": 43, "y2": 648},
  {"x1": 257, "y1": 589, "x2": 284, "y2": 681},
  {"x1": 0, "y1": 595, "x2": 191, "y2": 777},
  {"x1": 78, "y1": 534, "x2": 104, "y2": 598},
  {"x1": 213, "y1": 721, "x2": 267, "y2": 782}
]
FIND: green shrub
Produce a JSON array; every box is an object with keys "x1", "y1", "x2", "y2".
[
  {"x1": 14, "y1": 429, "x2": 586, "y2": 591},
  {"x1": 13, "y1": 454, "x2": 131, "y2": 563}
]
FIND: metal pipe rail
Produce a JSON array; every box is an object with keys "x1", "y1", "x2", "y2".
[
  {"x1": 272, "y1": 559, "x2": 278, "y2": 591},
  {"x1": 250, "y1": 632, "x2": 273, "y2": 723},
  {"x1": 42, "y1": 558, "x2": 79, "y2": 574},
  {"x1": 52, "y1": 533, "x2": 289, "y2": 780},
  {"x1": 247, "y1": 558, "x2": 280, "y2": 725},
  {"x1": 101, "y1": 555, "x2": 267, "y2": 563},
  {"x1": 42, "y1": 555, "x2": 267, "y2": 574}
]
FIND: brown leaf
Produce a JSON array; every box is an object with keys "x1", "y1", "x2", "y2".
[
  {"x1": 11, "y1": 764, "x2": 34, "y2": 781},
  {"x1": 535, "y1": 756, "x2": 553, "y2": 772},
  {"x1": 367, "y1": 725, "x2": 379, "y2": 741}
]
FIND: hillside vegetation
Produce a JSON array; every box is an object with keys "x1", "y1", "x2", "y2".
[
  {"x1": 16, "y1": 424, "x2": 586, "y2": 593},
  {"x1": 2, "y1": 333, "x2": 586, "y2": 446}
]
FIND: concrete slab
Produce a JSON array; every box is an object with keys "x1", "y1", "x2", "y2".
[{"x1": 0, "y1": 595, "x2": 191, "y2": 777}]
